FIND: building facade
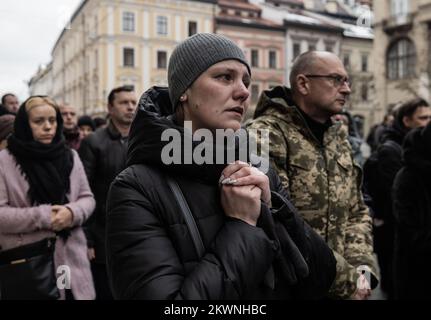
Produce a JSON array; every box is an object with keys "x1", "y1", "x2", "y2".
[
  {"x1": 28, "y1": 63, "x2": 53, "y2": 97},
  {"x1": 28, "y1": 0, "x2": 378, "y2": 134},
  {"x1": 216, "y1": 0, "x2": 286, "y2": 119},
  {"x1": 29, "y1": 0, "x2": 216, "y2": 116},
  {"x1": 374, "y1": 0, "x2": 431, "y2": 121}
]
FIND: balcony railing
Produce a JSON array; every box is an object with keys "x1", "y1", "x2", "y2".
[{"x1": 382, "y1": 13, "x2": 414, "y2": 34}]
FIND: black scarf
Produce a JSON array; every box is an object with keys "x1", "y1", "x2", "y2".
[{"x1": 7, "y1": 98, "x2": 74, "y2": 206}]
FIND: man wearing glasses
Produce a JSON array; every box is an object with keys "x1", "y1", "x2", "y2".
[{"x1": 247, "y1": 51, "x2": 378, "y2": 300}]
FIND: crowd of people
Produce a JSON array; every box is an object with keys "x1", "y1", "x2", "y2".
[{"x1": 0, "y1": 32, "x2": 430, "y2": 300}]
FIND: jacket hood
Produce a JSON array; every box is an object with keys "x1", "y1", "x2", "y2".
[
  {"x1": 253, "y1": 86, "x2": 295, "y2": 120},
  {"x1": 403, "y1": 123, "x2": 431, "y2": 176},
  {"x1": 381, "y1": 121, "x2": 408, "y2": 146},
  {"x1": 127, "y1": 86, "x2": 252, "y2": 184},
  {"x1": 252, "y1": 86, "x2": 345, "y2": 146}
]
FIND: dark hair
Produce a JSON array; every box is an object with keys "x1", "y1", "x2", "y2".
[
  {"x1": 1, "y1": 93, "x2": 16, "y2": 105},
  {"x1": 289, "y1": 51, "x2": 318, "y2": 92},
  {"x1": 395, "y1": 98, "x2": 429, "y2": 129},
  {"x1": 107, "y1": 85, "x2": 134, "y2": 106},
  {"x1": 93, "y1": 116, "x2": 107, "y2": 129},
  {"x1": 78, "y1": 115, "x2": 96, "y2": 131}
]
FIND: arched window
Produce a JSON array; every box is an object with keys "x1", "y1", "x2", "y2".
[{"x1": 387, "y1": 38, "x2": 416, "y2": 80}]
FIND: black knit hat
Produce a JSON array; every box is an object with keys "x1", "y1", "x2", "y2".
[
  {"x1": 78, "y1": 115, "x2": 96, "y2": 131},
  {"x1": 168, "y1": 33, "x2": 251, "y2": 109}
]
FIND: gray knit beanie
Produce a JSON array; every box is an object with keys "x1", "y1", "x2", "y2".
[{"x1": 168, "y1": 33, "x2": 251, "y2": 109}]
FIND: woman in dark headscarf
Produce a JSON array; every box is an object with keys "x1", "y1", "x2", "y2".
[{"x1": 0, "y1": 96, "x2": 95, "y2": 300}]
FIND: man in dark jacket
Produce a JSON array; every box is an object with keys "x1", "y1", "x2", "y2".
[
  {"x1": 370, "y1": 98, "x2": 430, "y2": 299},
  {"x1": 59, "y1": 103, "x2": 81, "y2": 150},
  {"x1": 79, "y1": 85, "x2": 137, "y2": 299},
  {"x1": 393, "y1": 123, "x2": 431, "y2": 299}
]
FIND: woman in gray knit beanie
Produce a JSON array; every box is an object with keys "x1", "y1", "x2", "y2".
[
  {"x1": 106, "y1": 33, "x2": 336, "y2": 300},
  {"x1": 168, "y1": 32, "x2": 251, "y2": 131}
]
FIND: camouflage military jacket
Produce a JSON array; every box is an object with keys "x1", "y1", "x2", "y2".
[{"x1": 247, "y1": 86, "x2": 377, "y2": 299}]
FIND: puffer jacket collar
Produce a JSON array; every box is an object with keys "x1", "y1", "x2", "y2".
[{"x1": 127, "y1": 86, "x2": 250, "y2": 184}]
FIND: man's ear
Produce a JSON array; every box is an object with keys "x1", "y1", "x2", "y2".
[
  {"x1": 296, "y1": 75, "x2": 309, "y2": 96},
  {"x1": 402, "y1": 115, "x2": 412, "y2": 129}
]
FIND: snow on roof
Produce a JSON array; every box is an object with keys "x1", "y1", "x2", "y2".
[
  {"x1": 342, "y1": 23, "x2": 374, "y2": 39},
  {"x1": 285, "y1": 11, "x2": 322, "y2": 25}
]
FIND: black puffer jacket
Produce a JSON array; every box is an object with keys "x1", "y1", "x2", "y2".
[
  {"x1": 79, "y1": 121, "x2": 128, "y2": 264},
  {"x1": 393, "y1": 124, "x2": 431, "y2": 299},
  {"x1": 106, "y1": 87, "x2": 336, "y2": 300}
]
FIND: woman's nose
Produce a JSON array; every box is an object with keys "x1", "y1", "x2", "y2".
[{"x1": 234, "y1": 81, "x2": 250, "y2": 101}]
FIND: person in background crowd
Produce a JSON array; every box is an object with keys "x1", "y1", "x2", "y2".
[
  {"x1": 393, "y1": 122, "x2": 431, "y2": 299},
  {"x1": 0, "y1": 93, "x2": 19, "y2": 115},
  {"x1": 78, "y1": 115, "x2": 96, "y2": 140},
  {"x1": 332, "y1": 111, "x2": 365, "y2": 166},
  {"x1": 0, "y1": 114, "x2": 15, "y2": 150},
  {"x1": 93, "y1": 116, "x2": 107, "y2": 129},
  {"x1": 0, "y1": 96, "x2": 95, "y2": 300},
  {"x1": 366, "y1": 97, "x2": 431, "y2": 299},
  {"x1": 59, "y1": 104, "x2": 80, "y2": 150},
  {"x1": 79, "y1": 85, "x2": 137, "y2": 300},
  {"x1": 105, "y1": 33, "x2": 336, "y2": 300},
  {"x1": 366, "y1": 110, "x2": 395, "y2": 153},
  {"x1": 247, "y1": 51, "x2": 378, "y2": 299}
]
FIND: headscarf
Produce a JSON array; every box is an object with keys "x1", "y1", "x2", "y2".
[{"x1": 7, "y1": 96, "x2": 74, "y2": 206}]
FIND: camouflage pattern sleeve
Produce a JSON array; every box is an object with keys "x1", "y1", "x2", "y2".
[
  {"x1": 329, "y1": 165, "x2": 378, "y2": 299},
  {"x1": 247, "y1": 118, "x2": 290, "y2": 191}
]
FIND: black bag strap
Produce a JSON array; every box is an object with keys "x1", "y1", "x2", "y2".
[{"x1": 166, "y1": 176, "x2": 205, "y2": 259}]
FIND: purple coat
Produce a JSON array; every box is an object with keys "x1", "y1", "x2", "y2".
[{"x1": 0, "y1": 149, "x2": 96, "y2": 300}]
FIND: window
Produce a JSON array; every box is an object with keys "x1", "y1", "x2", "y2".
[
  {"x1": 123, "y1": 12, "x2": 135, "y2": 32},
  {"x1": 325, "y1": 44, "x2": 333, "y2": 53},
  {"x1": 361, "y1": 83, "x2": 368, "y2": 101},
  {"x1": 361, "y1": 54, "x2": 368, "y2": 72},
  {"x1": 157, "y1": 51, "x2": 167, "y2": 69},
  {"x1": 123, "y1": 48, "x2": 134, "y2": 67},
  {"x1": 387, "y1": 38, "x2": 416, "y2": 80},
  {"x1": 343, "y1": 53, "x2": 350, "y2": 69},
  {"x1": 157, "y1": 16, "x2": 168, "y2": 35},
  {"x1": 269, "y1": 51, "x2": 277, "y2": 69},
  {"x1": 94, "y1": 49, "x2": 98, "y2": 70},
  {"x1": 188, "y1": 21, "x2": 197, "y2": 37},
  {"x1": 293, "y1": 43, "x2": 301, "y2": 59},
  {"x1": 309, "y1": 43, "x2": 316, "y2": 51},
  {"x1": 391, "y1": 0, "x2": 409, "y2": 17},
  {"x1": 251, "y1": 49, "x2": 259, "y2": 68},
  {"x1": 251, "y1": 84, "x2": 260, "y2": 103}
]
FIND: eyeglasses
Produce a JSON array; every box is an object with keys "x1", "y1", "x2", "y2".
[{"x1": 304, "y1": 74, "x2": 351, "y2": 88}]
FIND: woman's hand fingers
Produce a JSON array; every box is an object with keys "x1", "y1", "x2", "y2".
[
  {"x1": 220, "y1": 160, "x2": 251, "y2": 182},
  {"x1": 221, "y1": 184, "x2": 262, "y2": 226},
  {"x1": 51, "y1": 207, "x2": 73, "y2": 231}
]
